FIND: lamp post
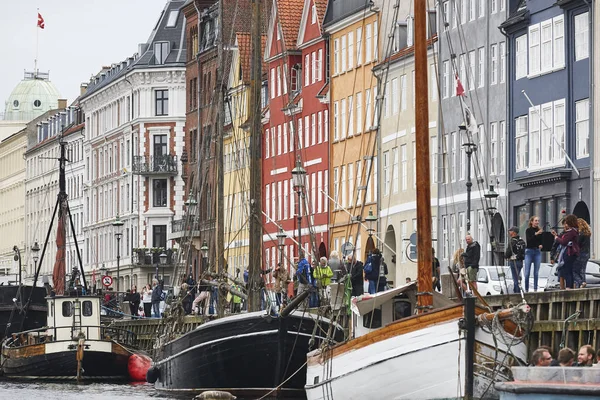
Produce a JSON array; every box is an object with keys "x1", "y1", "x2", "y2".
[
  {"x1": 31, "y1": 241, "x2": 40, "y2": 282},
  {"x1": 485, "y1": 183, "x2": 500, "y2": 265},
  {"x1": 185, "y1": 192, "x2": 198, "y2": 277},
  {"x1": 112, "y1": 214, "x2": 124, "y2": 293},
  {"x1": 200, "y1": 240, "x2": 209, "y2": 274},
  {"x1": 365, "y1": 209, "x2": 377, "y2": 238},
  {"x1": 159, "y1": 252, "x2": 167, "y2": 284},
  {"x1": 291, "y1": 159, "x2": 306, "y2": 257},
  {"x1": 276, "y1": 228, "x2": 286, "y2": 270},
  {"x1": 100, "y1": 263, "x2": 107, "y2": 291},
  {"x1": 460, "y1": 122, "x2": 477, "y2": 232}
]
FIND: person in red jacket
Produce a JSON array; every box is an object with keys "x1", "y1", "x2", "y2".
[{"x1": 552, "y1": 214, "x2": 580, "y2": 290}]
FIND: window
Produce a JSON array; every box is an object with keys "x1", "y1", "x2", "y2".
[
  {"x1": 356, "y1": 92, "x2": 362, "y2": 134},
  {"x1": 270, "y1": 68, "x2": 275, "y2": 98},
  {"x1": 443, "y1": 60, "x2": 450, "y2": 98},
  {"x1": 305, "y1": 54, "x2": 310, "y2": 86},
  {"x1": 153, "y1": 225, "x2": 167, "y2": 249},
  {"x1": 515, "y1": 115, "x2": 528, "y2": 171},
  {"x1": 468, "y1": 51, "x2": 475, "y2": 91},
  {"x1": 312, "y1": 113, "x2": 317, "y2": 144},
  {"x1": 407, "y1": 17, "x2": 414, "y2": 47},
  {"x1": 154, "y1": 42, "x2": 169, "y2": 64},
  {"x1": 333, "y1": 101, "x2": 339, "y2": 141},
  {"x1": 490, "y1": 44, "x2": 498, "y2": 85},
  {"x1": 401, "y1": 145, "x2": 407, "y2": 191},
  {"x1": 499, "y1": 42, "x2": 506, "y2": 83},
  {"x1": 461, "y1": 0, "x2": 467, "y2": 24},
  {"x1": 442, "y1": 216, "x2": 448, "y2": 259},
  {"x1": 318, "y1": 112, "x2": 323, "y2": 143},
  {"x1": 384, "y1": 82, "x2": 390, "y2": 118},
  {"x1": 365, "y1": 89, "x2": 372, "y2": 129},
  {"x1": 82, "y1": 301, "x2": 93, "y2": 317},
  {"x1": 478, "y1": 47, "x2": 485, "y2": 88},
  {"x1": 341, "y1": 165, "x2": 347, "y2": 207},
  {"x1": 341, "y1": 98, "x2": 346, "y2": 139},
  {"x1": 166, "y1": 10, "x2": 179, "y2": 27},
  {"x1": 391, "y1": 78, "x2": 399, "y2": 114},
  {"x1": 383, "y1": 151, "x2": 390, "y2": 196},
  {"x1": 442, "y1": 1, "x2": 449, "y2": 31},
  {"x1": 528, "y1": 16, "x2": 564, "y2": 76},
  {"x1": 459, "y1": 54, "x2": 467, "y2": 91},
  {"x1": 515, "y1": 35, "x2": 527, "y2": 80},
  {"x1": 317, "y1": 49, "x2": 323, "y2": 81},
  {"x1": 392, "y1": 147, "x2": 399, "y2": 193},
  {"x1": 500, "y1": 121, "x2": 506, "y2": 174},
  {"x1": 430, "y1": 64, "x2": 438, "y2": 101},
  {"x1": 452, "y1": 0, "x2": 457, "y2": 28},
  {"x1": 541, "y1": 20, "x2": 552, "y2": 73},
  {"x1": 469, "y1": 0, "x2": 475, "y2": 21},
  {"x1": 365, "y1": 24, "x2": 372, "y2": 63},
  {"x1": 347, "y1": 97, "x2": 353, "y2": 137},
  {"x1": 341, "y1": 35, "x2": 347, "y2": 72},
  {"x1": 333, "y1": 167, "x2": 339, "y2": 208},
  {"x1": 576, "y1": 99, "x2": 590, "y2": 158},
  {"x1": 460, "y1": 135, "x2": 466, "y2": 180},
  {"x1": 277, "y1": 66, "x2": 282, "y2": 96},
  {"x1": 333, "y1": 38, "x2": 339, "y2": 75},
  {"x1": 400, "y1": 75, "x2": 407, "y2": 111},
  {"x1": 490, "y1": 122, "x2": 498, "y2": 175},
  {"x1": 373, "y1": 20, "x2": 378, "y2": 60},
  {"x1": 155, "y1": 89, "x2": 168, "y2": 116},
  {"x1": 62, "y1": 301, "x2": 73, "y2": 317},
  {"x1": 311, "y1": 3, "x2": 317, "y2": 24},
  {"x1": 575, "y1": 12, "x2": 589, "y2": 61},
  {"x1": 356, "y1": 27, "x2": 363, "y2": 66},
  {"x1": 348, "y1": 31, "x2": 354, "y2": 69},
  {"x1": 291, "y1": 64, "x2": 301, "y2": 92},
  {"x1": 153, "y1": 179, "x2": 167, "y2": 207},
  {"x1": 479, "y1": 0, "x2": 485, "y2": 18},
  {"x1": 347, "y1": 163, "x2": 354, "y2": 207},
  {"x1": 478, "y1": 124, "x2": 485, "y2": 178},
  {"x1": 528, "y1": 25, "x2": 540, "y2": 76},
  {"x1": 553, "y1": 16, "x2": 564, "y2": 69},
  {"x1": 450, "y1": 132, "x2": 456, "y2": 182},
  {"x1": 491, "y1": 0, "x2": 497, "y2": 14}
]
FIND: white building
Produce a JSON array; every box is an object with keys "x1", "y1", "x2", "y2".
[{"x1": 79, "y1": 0, "x2": 187, "y2": 291}]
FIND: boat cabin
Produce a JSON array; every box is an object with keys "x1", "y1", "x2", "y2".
[
  {"x1": 345, "y1": 281, "x2": 456, "y2": 338},
  {"x1": 47, "y1": 296, "x2": 102, "y2": 341}
]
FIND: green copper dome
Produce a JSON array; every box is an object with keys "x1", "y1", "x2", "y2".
[{"x1": 4, "y1": 71, "x2": 61, "y2": 122}]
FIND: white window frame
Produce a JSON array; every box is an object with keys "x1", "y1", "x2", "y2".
[
  {"x1": 356, "y1": 92, "x2": 362, "y2": 134},
  {"x1": 401, "y1": 144, "x2": 407, "y2": 191},
  {"x1": 340, "y1": 98, "x2": 347, "y2": 139},
  {"x1": 553, "y1": 15, "x2": 565, "y2": 70},
  {"x1": 400, "y1": 75, "x2": 407, "y2": 111},
  {"x1": 575, "y1": 12, "x2": 590, "y2": 61},
  {"x1": 347, "y1": 96, "x2": 353, "y2": 137},
  {"x1": 348, "y1": 31, "x2": 354, "y2": 70},
  {"x1": 443, "y1": 60, "x2": 450, "y2": 98},
  {"x1": 500, "y1": 121, "x2": 506, "y2": 174},
  {"x1": 383, "y1": 151, "x2": 390, "y2": 196},
  {"x1": 500, "y1": 41, "x2": 506, "y2": 83},
  {"x1": 365, "y1": 24, "x2": 372, "y2": 63},
  {"x1": 490, "y1": 122, "x2": 498, "y2": 175},
  {"x1": 515, "y1": 115, "x2": 528, "y2": 172},
  {"x1": 333, "y1": 101, "x2": 339, "y2": 141},
  {"x1": 341, "y1": 35, "x2": 347, "y2": 73},
  {"x1": 468, "y1": 51, "x2": 475, "y2": 91},
  {"x1": 392, "y1": 78, "x2": 399, "y2": 115},
  {"x1": 392, "y1": 147, "x2": 399, "y2": 193},
  {"x1": 333, "y1": 38, "x2": 339, "y2": 75},
  {"x1": 576, "y1": 98, "x2": 590, "y2": 159},
  {"x1": 356, "y1": 27, "x2": 363, "y2": 66},
  {"x1": 490, "y1": 44, "x2": 498, "y2": 85},
  {"x1": 528, "y1": 25, "x2": 541, "y2": 76},
  {"x1": 478, "y1": 47, "x2": 485, "y2": 88}
]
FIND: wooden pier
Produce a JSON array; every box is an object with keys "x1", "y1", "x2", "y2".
[{"x1": 484, "y1": 288, "x2": 600, "y2": 358}]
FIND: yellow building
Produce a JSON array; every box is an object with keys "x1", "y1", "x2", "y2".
[
  {"x1": 374, "y1": 33, "x2": 439, "y2": 285},
  {"x1": 325, "y1": 5, "x2": 382, "y2": 263},
  {"x1": 222, "y1": 33, "x2": 264, "y2": 279}
]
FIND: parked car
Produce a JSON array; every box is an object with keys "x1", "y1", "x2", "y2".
[
  {"x1": 476, "y1": 266, "x2": 514, "y2": 296},
  {"x1": 518, "y1": 263, "x2": 553, "y2": 292},
  {"x1": 545, "y1": 260, "x2": 600, "y2": 290}
]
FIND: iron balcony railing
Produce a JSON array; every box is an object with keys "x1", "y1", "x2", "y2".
[{"x1": 132, "y1": 155, "x2": 178, "y2": 175}]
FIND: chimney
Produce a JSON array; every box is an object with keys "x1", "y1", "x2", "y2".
[
  {"x1": 58, "y1": 99, "x2": 68, "y2": 109},
  {"x1": 80, "y1": 83, "x2": 88, "y2": 96}
]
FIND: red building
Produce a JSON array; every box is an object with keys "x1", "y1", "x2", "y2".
[{"x1": 263, "y1": 0, "x2": 329, "y2": 278}]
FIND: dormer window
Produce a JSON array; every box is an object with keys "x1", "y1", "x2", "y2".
[
  {"x1": 407, "y1": 16, "x2": 414, "y2": 47},
  {"x1": 166, "y1": 10, "x2": 179, "y2": 27},
  {"x1": 154, "y1": 42, "x2": 170, "y2": 64},
  {"x1": 276, "y1": 25, "x2": 281, "y2": 40},
  {"x1": 311, "y1": 4, "x2": 317, "y2": 24},
  {"x1": 291, "y1": 64, "x2": 302, "y2": 93}
]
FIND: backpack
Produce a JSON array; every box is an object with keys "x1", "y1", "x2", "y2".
[
  {"x1": 514, "y1": 238, "x2": 526, "y2": 261},
  {"x1": 364, "y1": 261, "x2": 373, "y2": 274}
]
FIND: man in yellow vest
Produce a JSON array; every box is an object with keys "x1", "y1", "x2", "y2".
[{"x1": 313, "y1": 257, "x2": 333, "y2": 306}]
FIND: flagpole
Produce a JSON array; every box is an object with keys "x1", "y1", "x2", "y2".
[{"x1": 35, "y1": 8, "x2": 39, "y2": 77}]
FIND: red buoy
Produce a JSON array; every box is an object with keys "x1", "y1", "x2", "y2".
[{"x1": 128, "y1": 353, "x2": 152, "y2": 382}]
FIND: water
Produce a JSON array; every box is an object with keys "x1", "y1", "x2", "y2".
[
  {"x1": 0, "y1": 380, "x2": 296, "y2": 399},
  {"x1": 0, "y1": 381, "x2": 177, "y2": 399}
]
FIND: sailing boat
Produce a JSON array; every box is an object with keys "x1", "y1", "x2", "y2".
[
  {"x1": 1, "y1": 140, "x2": 140, "y2": 381},
  {"x1": 146, "y1": 0, "x2": 344, "y2": 397},
  {"x1": 304, "y1": 2, "x2": 531, "y2": 399}
]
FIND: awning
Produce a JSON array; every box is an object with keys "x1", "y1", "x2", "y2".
[{"x1": 350, "y1": 281, "x2": 416, "y2": 316}]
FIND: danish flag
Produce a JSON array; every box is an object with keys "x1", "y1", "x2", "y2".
[
  {"x1": 455, "y1": 73, "x2": 465, "y2": 97},
  {"x1": 37, "y1": 13, "x2": 45, "y2": 29}
]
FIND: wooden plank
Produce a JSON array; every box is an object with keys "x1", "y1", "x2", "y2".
[{"x1": 2, "y1": 343, "x2": 45, "y2": 359}]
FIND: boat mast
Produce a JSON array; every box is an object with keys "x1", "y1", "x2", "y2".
[
  {"x1": 215, "y1": 0, "x2": 225, "y2": 318},
  {"x1": 414, "y1": 0, "x2": 433, "y2": 313},
  {"x1": 247, "y1": 0, "x2": 263, "y2": 312}
]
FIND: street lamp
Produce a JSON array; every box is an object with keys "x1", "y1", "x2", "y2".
[
  {"x1": 365, "y1": 208, "x2": 377, "y2": 237},
  {"x1": 200, "y1": 239, "x2": 209, "y2": 274},
  {"x1": 112, "y1": 214, "x2": 124, "y2": 293},
  {"x1": 276, "y1": 228, "x2": 286, "y2": 270},
  {"x1": 100, "y1": 263, "x2": 107, "y2": 291},
  {"x1": 460, "y1": 122, "x2": 477, "y2": 232},
  {"x1": 159, "y1": 252, "x2": 167, "y2": 284},
  {"x1": 291, "y1": 158, "x2": 306, "y2": 257},
  {"x1": 484, "y1": 183, "x2": 499, "y2": 216},
  {"x1": 184, "y1": 191, "x2": 198, "y2": 207},
  {"x1": 31, "y1": 241, "x2": 40, "y2": 280}
]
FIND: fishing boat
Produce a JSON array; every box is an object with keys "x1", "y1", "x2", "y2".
[
  {"x1": 304, "y1": 1, "x2": 532, "y2": 399},
  {"x1": 0, "y1": 139, "x2": 145, "y2": 381}
]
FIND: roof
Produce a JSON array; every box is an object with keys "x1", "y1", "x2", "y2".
[
  {"x1": 81, "y1": 0, "x2": 187, "y2": 100},
  {"x1": 375, "y1": 35, "x2": 438, "y2": 69},
  {"x1": 314, "y1": 0, "x2": 327, "y2": 22},
  {"x1": 236, "y1": 32, "x2": 267, "y2": 84},
  {"x1": 3, "y1": 72, "x2": 61, "y2": 122},
  {"x1": 277, "y1": 0, "x2": 305, "y2": 49}
]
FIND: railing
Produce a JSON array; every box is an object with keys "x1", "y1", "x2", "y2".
[
  {"x1": 133, "y1": 249, "x2": 178, "y2": 266},
  {"x1": 132, "y1": 155, "x2": 178, "y2": 175},
  {"x1": 171, "y1": 217, "x2": 215, "y2": 233},
  {"x1": 4, "y1": 325, "x2": 137, "y2": 348}
]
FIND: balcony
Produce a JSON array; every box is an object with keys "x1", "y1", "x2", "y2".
[
  {"x1": 169, "y1": 217, "x2": 215, "y2": 240},
  {"x1": 133, "y1": 155, "x2": 178, "y2": 175},
  {"x1": 133, "y1": 248, "x2": 178, "y2": 266}
]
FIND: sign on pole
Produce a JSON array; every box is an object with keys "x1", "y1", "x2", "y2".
[{"x1": 102, "y1": 275, "x2": 113, "y2": 288}]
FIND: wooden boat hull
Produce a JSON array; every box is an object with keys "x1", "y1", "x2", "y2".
[
  {"x1": 153, "y1": 310, "x2": 344, "y2": 396},
  {"x1": 0, "y1": 285, "x2": 47, "y2": 339},
  {"x1": 1, "y1": 340, "x2": 131, "y2": 380},
  {"x1": 305, "y1": 305, "x2": 527, "y2": 400}
]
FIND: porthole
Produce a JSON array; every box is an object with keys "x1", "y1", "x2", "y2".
[
  {"x1": 34, "y1": 99, "x2": 41, "y2": 107},
  {"x1": 12, "y1": 100, "x2": 19, "y2": 108}
]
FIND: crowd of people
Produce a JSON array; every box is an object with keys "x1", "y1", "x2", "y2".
[
  {"x1": 504, "y1": 214, "x2": 592, "y2": 293},
  {"x1": 530, "y1": 345, "x2": 600, "y2": 367}
]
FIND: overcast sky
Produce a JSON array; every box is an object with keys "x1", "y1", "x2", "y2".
[{"x1": 1, "y1": 0, "x2": 170, "y2": 109}]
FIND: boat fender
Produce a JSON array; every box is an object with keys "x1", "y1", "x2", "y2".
[
  {"x1": 194, "y1": 391, "x2": 237, "y2": 400},
  {"x1": 146, "y1": 365, "x2": 160, "y2": 383},
  {"x1": 128, "y1": 353, "x2": 152, "y2": 382}
]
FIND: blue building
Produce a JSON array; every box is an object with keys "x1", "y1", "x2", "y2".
[{"x1": 501, "y1": 0, "x2": 592, "y2": 234}]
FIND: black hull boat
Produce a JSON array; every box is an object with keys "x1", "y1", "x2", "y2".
[
  {"x1": 149, "y1": 310, "x2": 344, "y2": 397},
  {"x1": 0, "y1": 285, "x2": 47, "y2": 339},
  {"x1": 1, "y1": 340, "x2": 131, "y2": 380}
]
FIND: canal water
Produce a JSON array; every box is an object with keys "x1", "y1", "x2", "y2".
[{"x1": 0, "y1": 380, "x2": 295, "y2": 399}]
